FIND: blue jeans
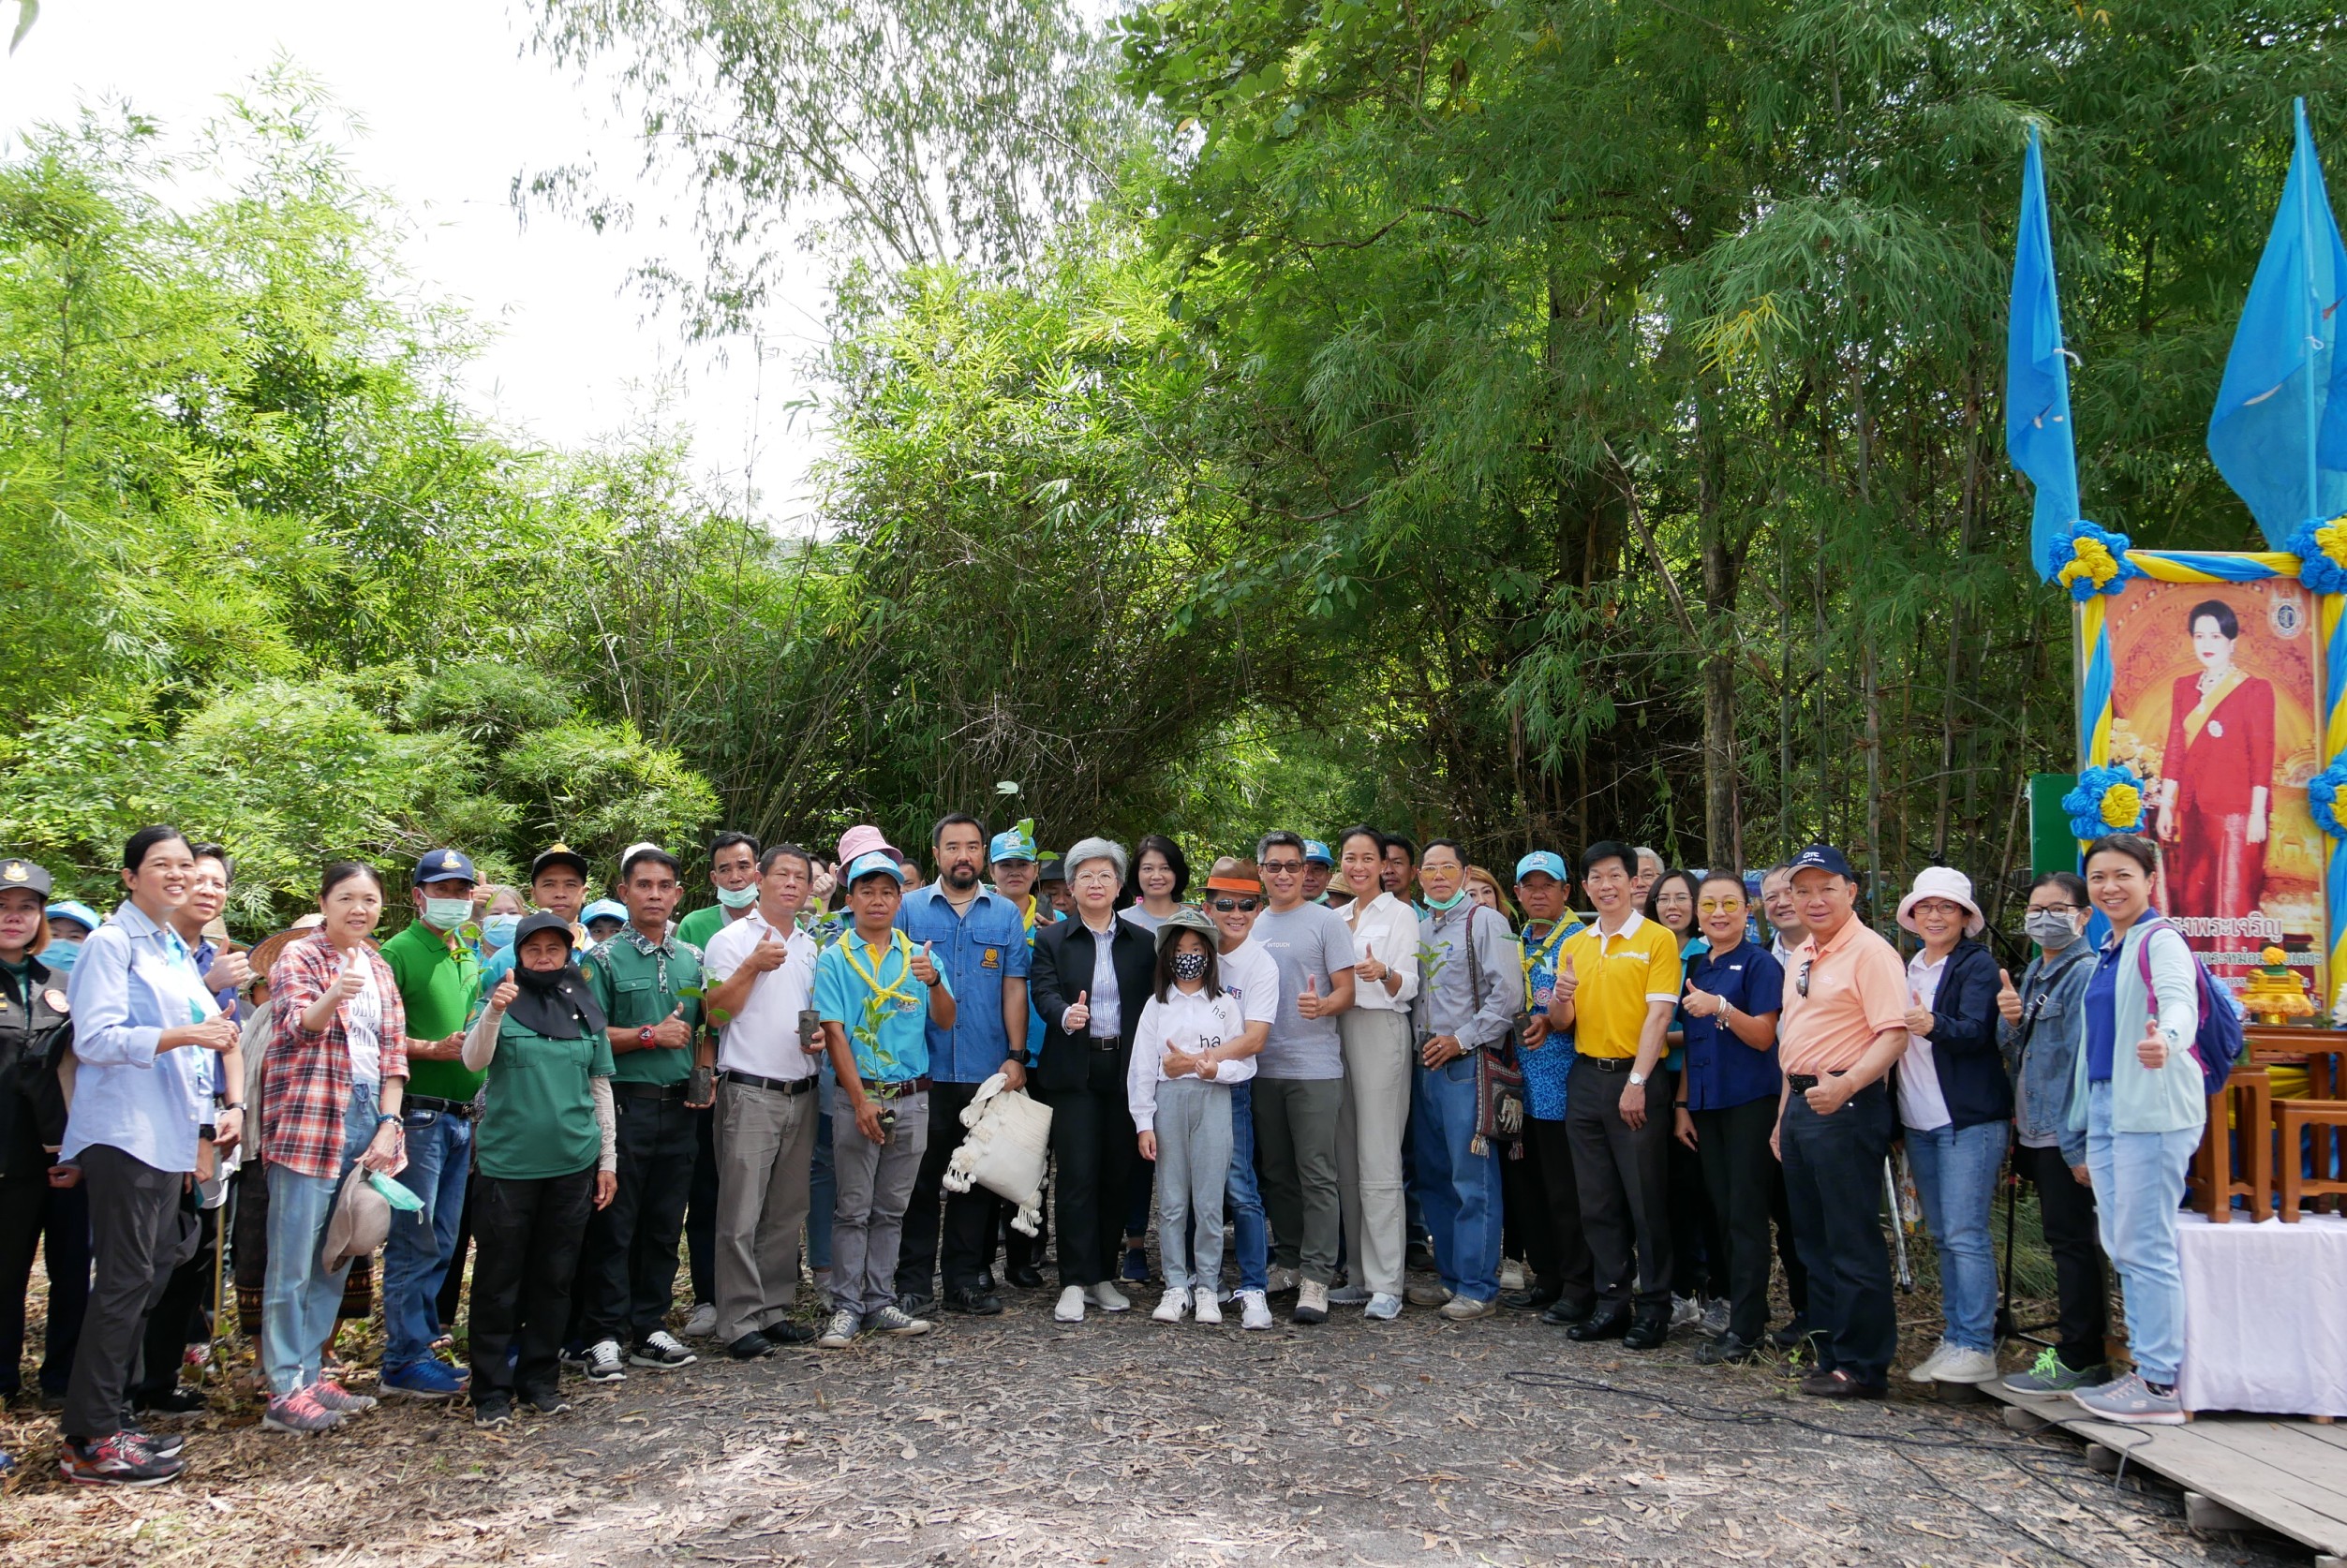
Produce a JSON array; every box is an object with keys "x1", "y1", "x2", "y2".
[
  {"x1": 1904, "y1": 1119, "x2": 2008, "y2": 1353},
  {"x1": 263, "y1": 1083, "x2": 378, "y2": 1395},
  {"x1": 382, "y1": 1105, "x2": 471, "y2": 1369},
  {"x1": 1412, "y1": 1056, "x2": 1502, "y2": 1302},
  {"x1": 810, "y1": 1110, "x2": 836, "y2": 1273},
  {"x1": 1225, "y1": 1081, "x2": 1268, "y2": 1293},
  {"x1": 2084, "y1": 1080, "x2": 2199, "y2": 1385}
]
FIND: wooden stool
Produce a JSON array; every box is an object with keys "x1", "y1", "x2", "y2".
[
  {"x1": 2191, "y1": 1067, "x2": 2273, "y2": 1223},
  {"x1": 2276, "y1": 1100, "x2": 2347, "y2": 1220}
]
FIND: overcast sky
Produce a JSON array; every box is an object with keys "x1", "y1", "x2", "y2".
[{"x1": 0, "y1": 0, "x2": 830, "y2": 526}]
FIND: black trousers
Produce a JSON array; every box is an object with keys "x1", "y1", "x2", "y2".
[
  {"x1": 1566, "y1": 1058, "x2": 1675, "y2": 1311},
  {"x1": 2013, "y1": 1141, "x2": 2108, "y2": 1369},
  {"x1": 470, "y1": 1168, "x2": 596, "y2": 1403},
  {"x1": 1509, "y1": 1117, "x2": 1595, "y2": 1309},
  {"x1": 1040, "y1": 1052, "x2": 1134, "y2": 1289},
  {"x1": 0, "y1": 1158, "x2": 90, "y2": 1397},
  {"x1": 1692, "y1": 1098, "x2": 1778, "y2": 1342},
  {"x1": 131, "y1": 1194, "x2": 214, "y2": 1401},
  {"x1": 1778, "y1": 1081, "x2": 1898, "y2": 1386},
  {"x1": 686, "y1": 1103, "x2": 719, "y2": 1306},
  {"x1": 1668, "y1": 1132, "x2": 1725, "y2": 1300},
  {"x1": 895, "y1": 1082, "x2": 1006, "y2": 1299},
  {"x1": 576, "y1": 1093, "x2": 695, "y2": 1344},
  {"x1": 62, "y1": 1145, "x2": 195, "y2": 1442}
]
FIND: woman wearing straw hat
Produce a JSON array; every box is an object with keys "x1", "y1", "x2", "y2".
[{"x1": 1893, "y1": 865, "x2": 2012, "y2": 1387}]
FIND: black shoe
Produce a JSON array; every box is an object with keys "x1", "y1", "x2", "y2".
[
  {"x1": 1405, "y1": 1241, "x2": 1437, "y2": 1272},
  {"x1": 1696, "y1": 1331, "x2": 1763, "y2": 1366},
  {"x1": 1623, "y1": 1311, "x2": 1671, "y2": 1352},
  {"x1": 524, "y1": 1389, "x2": 573, "y2": 1415},
  {"x1": 727, "y1": 1332, "x2": 774, "y2": 1360},
  {"x1": 945, "y1": 1287, "x2": 1004, "y2": 1317},
  {"x1": 1541, "y1": 1297, "x2": 1597, "y2": 1328},
  {"x1": 762, "y1": 1320, "x2": 817, "y2": 1345},
  {"x1": 977, "y1": 1267, "x2": 998, "y2": 1293},
  {"x1": 474, "y1": 1392, "x2": 514, "y2": 1428},
  {"x1": 132, "y1": 1386, "x2": 206, "y2": 1415},
  {"x1": 1566, "y1": 1306, "x2": 1632, "y2": 1342},
  {"x1": 1501, "y1": 1281, "x2": 1564, "y2": 1311},
  {"x1": 118, "y1": 1425, "x2": 186, "y2": 1457},
  {"x1": 896, "y1": 1293, "x2": 937, "y2": 1319},
  {"x1": 1768, "y1": 1316, "x2": 1812, "y2": 1350},
  {"x1": 1007, "y1": 1265, "x2": 1044, "y2": 1290},
  {"x1": 1800, "y1": 1368, "x2": 1885, "y2": 1400}
]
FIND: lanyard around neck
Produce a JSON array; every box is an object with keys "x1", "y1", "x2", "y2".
[{"x1": 841, "y1": 929, "x2": 918, "y2": 1009}]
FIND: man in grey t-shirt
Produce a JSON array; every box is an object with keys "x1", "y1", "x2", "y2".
[{"x1": 1248, "y1": 831, "x2": 1357, "y2": 1323}]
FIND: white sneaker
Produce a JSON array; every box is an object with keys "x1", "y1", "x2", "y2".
[
  {"x1": 1932, "y1": 1347, "x2": 2001, "y2": 1384},
  {"x1": 1089, "y1": 1281, "x2": 1131, "y2": 1312},
  {"x1": 1327, "y1": 1283, "x2": 1371, "y2": 1306},
  {"x1": 1440, "y1": 1294, "x2": 1496, "y2": 1322},
  {"x1": 1264, "y1": 1264, "x2": 1298, "y2": 1294},
  {"x1": 1293, "y1": 1279, "x2": 1329, "y2": 1324},
  {"x1": 584, "y1": 1339, "x2": 627, "y2": 1382},
  {"x1": 630, "y1": 1329, "x2": 698, "y2": 1369},
  {"x1": 1152, "y1": 1288, "x2": 1187, "y2": 1324},
  {"x1": 682, "y1": 1301, "x2": 718, "y2": 1339},
  {"x1": 867, "y1": 1304, "x2": 930, "y2": 1337},
  {"x1": 815, "y1": 1309, "x2": 861, "y2": 1348},
  {"x1": 1499, "y1": 1259, "x2": 1528, "y2": 1292},
  {"x1": 1364, "y1": 1293, "x2": 1404, "y2": 1321},
  {"x1": 1054, "y1": 1286, "x2": 1087, "y2": 1324},
  {"x1": 1670, "y1": 1294, "x2": 1703, "y2": 1329},
  {"x1": 1239, "y1": 1290, "x2": 1274, "y2": 1330},
  {"x1": 1907, "y1": 1339, "x2": 1958, "y2": 1383},
  {"x1": 1193, "y1": 1287, "x2": 1223, "y2": 1324}
]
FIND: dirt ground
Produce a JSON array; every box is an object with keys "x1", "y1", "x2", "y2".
[{"x1": 0, "y1": 1275, "x2": 2305, "y2": 1568}]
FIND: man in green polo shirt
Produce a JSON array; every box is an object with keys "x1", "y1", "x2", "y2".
[
  {"x1": 375, "y1": 847, "x2": 483, "y2": 1400},
  {"x1": 572, "y1": 846, "x2": 711, "y2": 1381},
  {"x1": 670, "y1": 832, "x2": 759, "y2": 1339}
]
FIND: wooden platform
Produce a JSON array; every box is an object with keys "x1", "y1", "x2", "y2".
[{"x1": 1984, "y1": 1382, "x2": 2347, "y2": 1564}]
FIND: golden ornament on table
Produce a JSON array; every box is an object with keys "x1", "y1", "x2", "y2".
[{"x1": 2238, "y1": 946, "x2": 2315, "y2": 1025}]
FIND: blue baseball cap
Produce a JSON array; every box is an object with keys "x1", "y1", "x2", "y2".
[
  {"x1": 1514, "y1": 851, "x2": 1568, "y2": 884},
  {"x1": 988, "y1": 819, "x2": 1038, "y2": 865},
  {"x1": 1302, "y1": 839, "x2": 1333, "y2": 867},
  {"x1": 45, "y1": 898, "x2": 100, "y2": 934},
  {"x1": 843, "y1": 849, "x2": 908, "y2": 886},
  {"x1": 1788, "y1": 843, "x2": 1856, "y2": 880},
  {"x1": 413, "y1": 848, "x2": 479, "y2": 886},
  {"x1": 582, "y1": 898, "x2": 628, "y2": 926}
]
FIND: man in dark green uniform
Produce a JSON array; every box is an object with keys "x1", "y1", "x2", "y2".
[
  {"x1": 379, "y1": 847, "x2": 482, "y2": 1399},
  {"x1": 572, "y1": 846, "x2": 710, "y2": 1381}
]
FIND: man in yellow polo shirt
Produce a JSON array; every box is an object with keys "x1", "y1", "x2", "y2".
[{"x1": 1549, "y1": 840, "x2": 1682, "y2": 1350}]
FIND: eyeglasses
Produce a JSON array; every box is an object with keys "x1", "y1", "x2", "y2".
[
  {"x1": 1261, "y1": 862, "x2": 1305, "y2": 875},
  {"x1": 1210, "y1": 897, "x2": 1260, "y2": 913},
  {"x1": 1796, "y1": 959, "x2": 1813, "y2": 998},
  {"x1": 2027, "y1": 903, "x2": 2083, "y2": 915},
  {"x1": 1697, "y1": 898, "x2": 1745, "y2": 913}
]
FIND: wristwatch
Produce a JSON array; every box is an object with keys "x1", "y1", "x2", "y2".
[
  {"x1": 638, "y1": 1025, "x2": 658, "y2": 1048},
  {"x1": 1627, "y1": 1071, "x2": 1648, "y2": 1087}
]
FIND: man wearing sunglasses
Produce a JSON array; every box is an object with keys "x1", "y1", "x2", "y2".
[
  {"x1": 1204, "y1": 860, "x2": 1279, "y2": 1329},
  {"x1": 1774, "y1": 842, "x2": 1911, "y2": 1399},
  {"x1": 1249, "y1": 831, "x2": 1358, "y2": 1324}
]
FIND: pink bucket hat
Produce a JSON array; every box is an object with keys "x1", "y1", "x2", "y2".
[
  {"x1": 1896, "y1": 865, "x2": 1984, "y2": 938},
  {"x1": 836, "y1": 824, "x2": 891, "y2": 866}
]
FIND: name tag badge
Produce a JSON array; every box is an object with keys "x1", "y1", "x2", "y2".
[
  {"x1": 896, "y1": 996, "x2": 922, "y2": 1014},
  {"x1": 2208, "y1": 719, "x2": 2224, "y2": 738}
]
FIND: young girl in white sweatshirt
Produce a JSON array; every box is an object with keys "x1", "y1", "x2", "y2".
[{"x1": 1127, "y1": 910, "x2": 1258, "y2": 1324}]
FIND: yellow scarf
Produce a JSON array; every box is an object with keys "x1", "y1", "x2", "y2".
[
  {"x1": 839, "y1": 928, "x2": 921, "y2": 1010},
  {"x1": 2181, "y1": 668, "x2": 2246, "y2": 747}
]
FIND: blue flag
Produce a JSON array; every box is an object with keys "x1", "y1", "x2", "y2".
[
  {"x1": 2008, "y1": 126, "x2": 2080, "y2": 581},
  {"x1": 2208, "y1": 98, "x2": 2347, "y2": 544}
]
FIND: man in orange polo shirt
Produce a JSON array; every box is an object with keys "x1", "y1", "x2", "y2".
[{"x1": 1774, "y1": 843, "x2": 1910, "y2": 1398}]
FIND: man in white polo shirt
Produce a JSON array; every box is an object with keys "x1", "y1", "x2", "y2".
[{"x1": 701, "y1": 844, "x2": 824, "y2": 1359}]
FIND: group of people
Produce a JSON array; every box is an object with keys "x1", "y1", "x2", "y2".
[{"x1": 0, "y1": 813, "x2": 2212, "y2": 1487}]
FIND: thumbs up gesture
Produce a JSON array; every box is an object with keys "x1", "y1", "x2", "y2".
[
  {"x1": 1062, "y1": 989, "x2": 1091, "y2": 1033},
  {"x1": 1551, "y1": 954, "x2": 1578, "y2": 1009},
  {"x1": 1680, "y1": 978, "x2": 1722, "y2": 1019},
  {"x1": 488, "y1": 974, "x2": 519, "y2": 1013},
  {"x1": 2136, "y1": 1016, "x2": 2169, "y2": 1070},
  {"x1": 1357, "y1": 942, "x2": 1387, "y2": 986},
  {"x1": 1996, "y1": 967, "x2": 2022, "y2": 1025},
  {"x1": 910, "y1": 939, "x2": 938, "y2": 984},
  {"x1": 747, "y1": 932, "x2": 789, "y2": 973},
  {"x1": 1297, "y1": 972, "x2": 1327, "y2": 1019}
]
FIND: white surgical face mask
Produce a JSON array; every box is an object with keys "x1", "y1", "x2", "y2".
[
  {"x1": 423, "y1": 897, "x2": 473, "y2": 931},
  {"x1": 716, "y1": 883, "x2": 760, "y2": 910}
]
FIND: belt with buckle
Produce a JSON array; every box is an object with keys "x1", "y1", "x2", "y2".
[
  {"x1": 719, "y1": 1068, "x2": 817, "y2": 1096},
  {"x1": 859, "y1": 1075, "x2": 931, "y2": 1098},
  {"x1": 1578, "y1": 1055, "x2": 1635, "y2": 1073},
  {"x1": 615, "y1": 1081, "x2": 689, "y2": 1101},
  {"x1": 1088, "y1": 1035, "x2": 1122, "y2": 1052},
  {"x1": 405, "y1": 1095, "x2": 476, "y2": 1119}
]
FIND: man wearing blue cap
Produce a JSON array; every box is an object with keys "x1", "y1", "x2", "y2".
[
  {"x1": 377, "y1": 848, "x2": 483, "y2": 1400},
  {"x1": 1507, "y1": 851, "x2": 1596, "y2": 1324},
  {"x1": 1300, "y1": 841, "x2": 1335, "y2": 906},
  {"x1": 891, "y1": 814, "x2": 1031, "y2": 1316}
]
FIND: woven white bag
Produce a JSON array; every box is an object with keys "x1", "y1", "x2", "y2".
[{"x1": 942, "y1": 1072, "x2": 1054, "y2": 1235}]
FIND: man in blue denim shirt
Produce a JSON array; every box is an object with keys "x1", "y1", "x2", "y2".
[{"x1": 891, "y1": 814, "x2": 1030, "y2": 1316}]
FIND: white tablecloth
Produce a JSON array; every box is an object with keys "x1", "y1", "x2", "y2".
[{"x1": 2176, "y1": 1211, "x2": 2347, "y2": 1416}]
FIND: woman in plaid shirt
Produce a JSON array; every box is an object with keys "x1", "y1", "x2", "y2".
[{"x1": 260, "y1": 862, "x2": 409, "y2": 1437}]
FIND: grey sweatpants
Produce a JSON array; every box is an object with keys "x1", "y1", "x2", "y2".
[
  {"x1": 1152, "y1": 1078, "x2": 1234, "y2": 1294},
  {"x1": 712, "y1": 1076, "x2": 820, "y2": 1343},
  {"x1": 1252, "y1": 1077, "x2": 1343, "y2": 1283},
  {"x1": 828, "y1": 1085, "x2": 929, "y2": 1319},
  {"x1": 1335, "y1": 1008, "x2": 1413, "y2": 1298}
]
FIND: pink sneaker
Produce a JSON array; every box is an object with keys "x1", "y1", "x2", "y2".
[
  {"x1": 261, "y1": 1387, "x2": 344, "y2": 1436},
  {"x1": 312, "y1": 1379, "x2": 377, "y2": 1415}
]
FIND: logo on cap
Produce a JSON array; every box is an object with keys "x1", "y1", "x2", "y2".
[
  {"x1": 1, "y1": 862, "x2": 23, "y2": 882},
  {"x1": 440, "y1": 851, "x2": 462, "y2": 868}
]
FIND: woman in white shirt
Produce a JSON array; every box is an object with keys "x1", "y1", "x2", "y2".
[
  {"x1": 1329, "y1": 826, "x2": 1421, "y2": 1320},
  {"x1": 1128, "y1": 910, "x2": 1255, "y2": 1324}
]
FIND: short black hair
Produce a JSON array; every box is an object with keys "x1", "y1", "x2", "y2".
[
  {"x1": 2030, "y1": 870, "x2": 2089, "y2": 906},
  {"x1": 2084, "y1": 834, "x2": 2160, "y2": 879},
  {"x1": 124, "y1": 824, "x2": 191, "y2": 872},
  {"x1": 931, "y1": 813, "x2": 988, "y2": 848},
  {"x1": 1336, "y1": 825, "x2": 1384, "y2": 858},
  {"x1": 1129, "y1": 835, "x2": 1191, "y2": 900},
  {"x1": 2187, "y1": 599, "x2": 2240, "y2": 641},
  {"x1": 1380, "y1": 833, "x2": 1418, "y2": 864},
  {"x1": 319, "y1": 861, "x2": 382, "y2": 900},
  {"x1": 1255, "y1": 830, "x2": 1305, "y2": 862},
  {"x1": 1697, "y1": 868, "x2": 1745, "y2": 897},
  {"x1": 759, "y1": 843, "x2": 813, "y2": 877},
  {"x1": 1420, "y1": 838, "x2": 1467, "y2": 864},
  {"x1": 189, "y1": 842, "x2": 233, "y2": 881},
  {"x1": 709, "y1": 831, "x2": 760, "y2": 865},
  {"x1": 622, "y1": 847, "x2": 681, "y2": 882},
  {"x1": 1152, "y1": 924, "x2": 1222, "y2": 1003},
  {"x1": 1582, "y1": 839, "x2": 1636, "y2": 880}
]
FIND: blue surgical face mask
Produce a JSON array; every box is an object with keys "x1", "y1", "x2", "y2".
[
  {"x1": 480, "y1": 914, "x2": 520, "y2": 952},
  {"x1": 40, "y1": 939, "x2": 81, "y2": 974},
  {"x1": 716, "y1": 883, "x2": 760, "y2": 910},
  {"x1": 422, "y1": 896, "x2": 473, "y2": 931}
]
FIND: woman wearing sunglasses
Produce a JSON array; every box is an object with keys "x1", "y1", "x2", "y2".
[{"x1": 1328, "y1": 826, "x2": 1420, "y2": 1320}]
